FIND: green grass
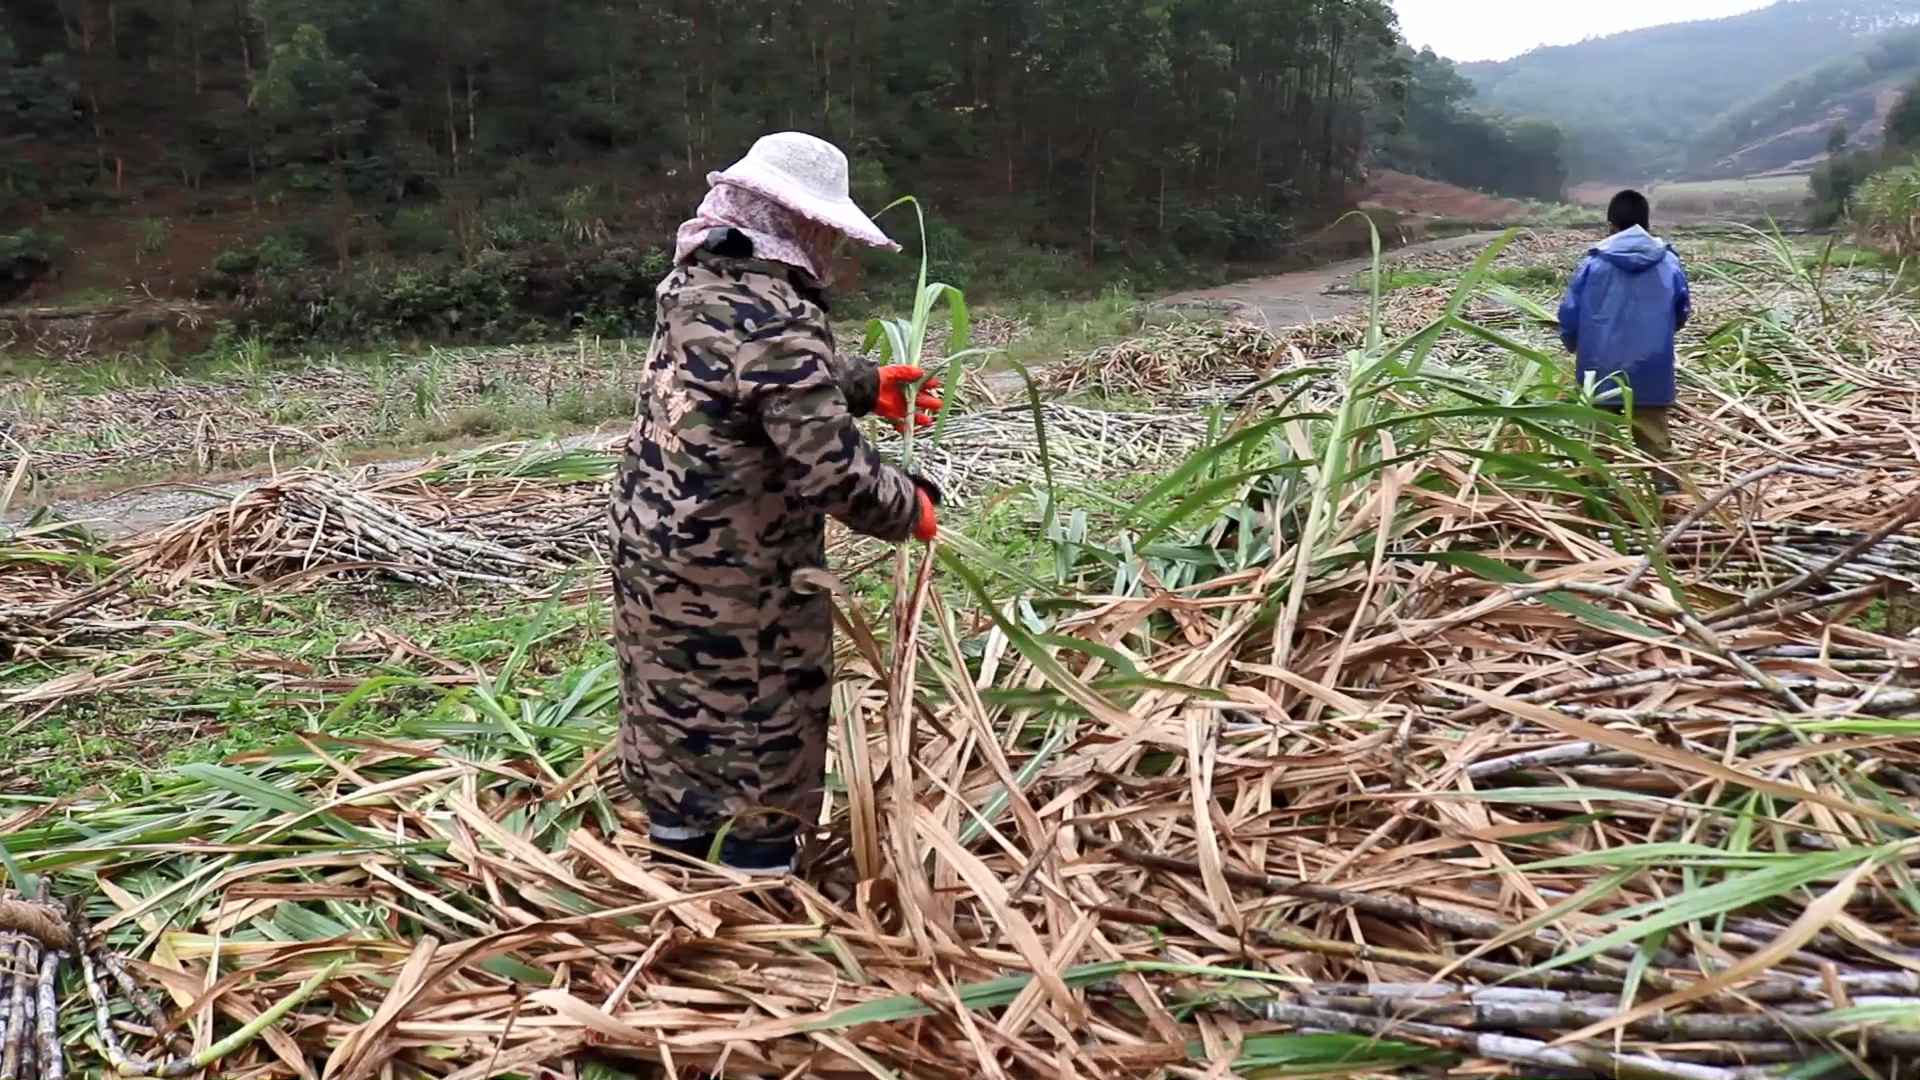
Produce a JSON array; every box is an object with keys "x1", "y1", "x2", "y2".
[
  {"x1": 988, "y1": 288, "x2": 1147, "y2": 371},
  {"x1": 1649, "y1": 175, "x2": 1811, "y2": 221},
  {"x1": 2, "y1": 590, "x2": 612, "y2": 797},
  {"x1": 1, "y1": 337, "x2": 648, "y2": 495},
  {"x1": 0, "y1": 340, "x2": 388, "y2": 391},
  {"x1": 1849, "y1": 595, "x2": 1920, "y2": 637},
  {"x1": 14, "y1": 285, "x2": 123, "y2": 311},
  {"x1": 4, "y1": 287, "x2": 1156, "y2": 494},
  {"x1": 1522, "y1": 202, "x2": 1602, "y2": 227},
  {"x1": 6, "y1": 458, "x2": 1167, "y2": 800},
  {"x1": 1801, "y1": 244, "x2": 1900, "y2": 271},
  {"x1": 1375, "y1": 263, "x2": 1568, "y2": 294}
]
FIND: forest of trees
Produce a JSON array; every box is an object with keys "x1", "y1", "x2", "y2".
[
  {"x1": 1375, "y1": 48, "x2": 1568, "y2": 203},
  {"x1": 0, "y1": 1, "x2": 1567, "y2": 339}
]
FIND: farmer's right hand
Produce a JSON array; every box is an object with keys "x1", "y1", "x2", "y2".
[{"x1": 910, "y1": 474, "x2": 942, "y2": 542}]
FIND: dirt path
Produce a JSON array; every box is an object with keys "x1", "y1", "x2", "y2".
[
  {"x1": 1153, "y1": 230, "x2": 1503, "y2": 327},
  {"x1": 22, "y1": 231, "x2": 1503, "y2": 539}
]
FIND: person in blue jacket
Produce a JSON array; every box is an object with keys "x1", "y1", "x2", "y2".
[{"x1": 1557, "y1": 189, "x2": 1690, "y2": 492}]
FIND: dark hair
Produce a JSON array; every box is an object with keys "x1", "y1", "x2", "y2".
[{"x1": 1608, "y1": 189, "x2": 1651, "y2": 232}]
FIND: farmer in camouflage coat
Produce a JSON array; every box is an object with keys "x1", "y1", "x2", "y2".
[{"x1": 609, "y1": 133, "x2": 943, "y2": 876}]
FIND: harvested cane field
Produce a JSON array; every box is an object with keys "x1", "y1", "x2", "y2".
[{"x1": 7, "y1": 226, "x2": 1920, "y2": 1079}]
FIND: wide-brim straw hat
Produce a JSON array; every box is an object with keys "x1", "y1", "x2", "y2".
[{"x1": 708, "y1": 132, "x2": 901, "y2": 252}]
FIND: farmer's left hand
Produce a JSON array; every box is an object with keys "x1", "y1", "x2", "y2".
[{"x1": 874, "y1": 365, "x2": 943, "y2": 430}]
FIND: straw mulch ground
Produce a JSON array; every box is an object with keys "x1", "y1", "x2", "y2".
[
  {"x1": 31, "y1": 402, "x2": 1920, "y2": 1080},
  {"x1": 12, "y1": 230, "x2": 1920, "y2": 1080},
  {"x1": 0, "y1": 341, "x2": 647, "y2": 484}
]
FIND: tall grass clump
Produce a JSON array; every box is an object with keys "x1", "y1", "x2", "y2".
[{"x1": 1855, "y1": 162, "x2": 1920, "y2": 260}]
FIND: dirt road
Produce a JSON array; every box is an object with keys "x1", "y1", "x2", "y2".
[
  {"x1": 1154, "y1": 230, "x2": 1503, "y2": 327},
  {"x1": 21, "y1": 231, "x2": 1502, "y2": 538}
]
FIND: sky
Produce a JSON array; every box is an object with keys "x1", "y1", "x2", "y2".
[{"x1": 1393, "y1": 0, "x2": 1778, "y2": 63}]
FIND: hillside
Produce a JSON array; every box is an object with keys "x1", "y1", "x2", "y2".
[
  {"x1": 1461, "y1": 0, "x2": 1920, "y2": 178},
  {"x1": 1358, "y1": 170, "x2": 1532, "y2": 225},
  {"x1": 1686, "y1": 25, "x2": 1920, "y2": 179}
]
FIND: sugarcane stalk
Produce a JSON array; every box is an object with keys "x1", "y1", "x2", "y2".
[
  {"x1": 79, "y1": 950, "x2": 142, "y2": 1073},
  {"x1": 1252, "y1": 924, "x2": 1639, "y2": 993},
  {"x1": 0, "y1": 937, "x2": 14, "y2": 1065},
  {"x1": 35, "y1": 950, "x2": 59, "y2": 1080},
  {"x1": 118, "y1": 959, "x2": 341, "y2": 1079},
  {"x1": 1452, "y1": 665, "x2": 1719, "y2": 723},
  {"x1": 4, "y1": 937, "x2": 37, "y2": 1080},
  {"x1": 97, "y1": 951, "x2": 174, "y2": 1041},
  {"x1": 1258, "y1": 1001, "x2": 1778, "y2": 1080},
  {"x1": 1621, "y1": 463, "x2": 1846, "y2": 591},
  {"x1": 1539, "y1": 581, "x2": 1812, "y2": 711},
  {"x1": 18, "y1": 954, "x2": 35, "y2": 1080},
  {"x1": 1708, "y1": 494, "x2": 1920, "y2": 624},
  {"x1": 1099, "y1": 838, "x2": 1557, "y2": 953},
  {"x1": 1298, "y1": 993, "x2": 1920, "y2": 1051}
]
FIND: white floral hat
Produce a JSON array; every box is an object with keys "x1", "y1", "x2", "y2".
[{"x1": 708, "y1": 132, "x2": 900, "y2": 252}]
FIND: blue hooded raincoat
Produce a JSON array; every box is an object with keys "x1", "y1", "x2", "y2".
[{"x1": 1556, "y1": 226, "x2": 1691, "y2": 408}]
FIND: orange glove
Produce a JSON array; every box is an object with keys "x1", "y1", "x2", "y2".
[
  {"x1": 875, "y1": 365, "x2": 943, "y2": 431},
  {"x1": 910, "y1": 474, "x2": 941, "y2": 542}
]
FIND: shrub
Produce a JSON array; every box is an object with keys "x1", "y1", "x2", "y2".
[
  {"x1": 1167, "y1": 198, "x2": 1291, "y2": 261},
  {"x1": 213, "y1": 250, "x2": 260, "y2": 276},
  {"x1": 1810, "y1": 149, "x2": 1878, "y2": 226},
  {"x1": 476, "y1": 200, "x2": 566, "y2": 251},
  {"x1": 386, "y1": 205, "x2": 457, "y2": 256},
  {"x1": 256, "y1": 232, "x2": 311, "y2": 273},
  {"x1": 0, "y1": 228, "x2": 59, "y2": 304},
  {"x1": 849, "y1": 158, "x2": 894, "y2": 209},
  {"x1": 222, "y1": 242, "x2": 672, "y2": 348},
  {"x1": 1855, "y1": 163, "x2": 1920, "y2": 259},
  {"x1": 199, "y1": 238, "x2": 299, "y2": 299},
  {"x1": 137, "y1": 217, "x2": 169, "y2": 255}
]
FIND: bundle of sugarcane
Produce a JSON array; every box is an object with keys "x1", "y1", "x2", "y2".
[
  {"x1": 0, "y1": 896, "x2": 324, "y2": 1080},
  {"x1": 869, "y1": 401, "x2": 1213, "y2": 504},
  {"x1": 122, "y1": 467, "x2": 569, "y2": 590},
  {"x1": 0, "y1": 896, "x2": 73, "y2": 1080},
  {"x1": 1032, "y1": 320, "x2": 1285, "y2": 399},
  {"x1": 1654, "y1": 520, "x2": 1920, "y2": 593}
]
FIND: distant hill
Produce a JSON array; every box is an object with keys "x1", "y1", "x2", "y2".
[
  {"x1": 1686, "y1": 25, "x2": 1920, "y2": 179},
  {"x1": 1459, "y1": 0, "x2": 1920, "y2": 179}
]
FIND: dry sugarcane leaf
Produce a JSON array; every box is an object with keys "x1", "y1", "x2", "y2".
[
  {"x1": 566, "y1": 830, "x2": 722, "y2": 937},
  {"x1": 912, "y1": 806, "x2": 1083, "y2": 1023},
  {"x1": 325, "y1": 935, "x2": 441, "y2": 1080}
]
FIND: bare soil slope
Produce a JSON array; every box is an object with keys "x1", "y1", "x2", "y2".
[
  {"x1": 1359, "y1": 170, "x2": 1534, "y2": 225},
  {"x1": 1689, "y1": 81, "x2": 1908, "y2": 181}
]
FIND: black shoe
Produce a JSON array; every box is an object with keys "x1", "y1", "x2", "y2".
[
  {"x1": 717, "y1": 834, "x2": 798, "y2": 877},
  {"x1": 647, "y1": 825, "x2": 796, "y2": 877},
  {"x1": 648, "y1": 826, "x2": 717, "y2": 861}
]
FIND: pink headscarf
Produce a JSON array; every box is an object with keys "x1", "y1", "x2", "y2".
[{"x1": 673, "y1": 181, "x2": 842, "y2": 283}]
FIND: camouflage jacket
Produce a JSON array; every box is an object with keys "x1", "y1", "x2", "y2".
[{"x1": 617, "y1": 250, "x2": 922, "y2": 570}]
